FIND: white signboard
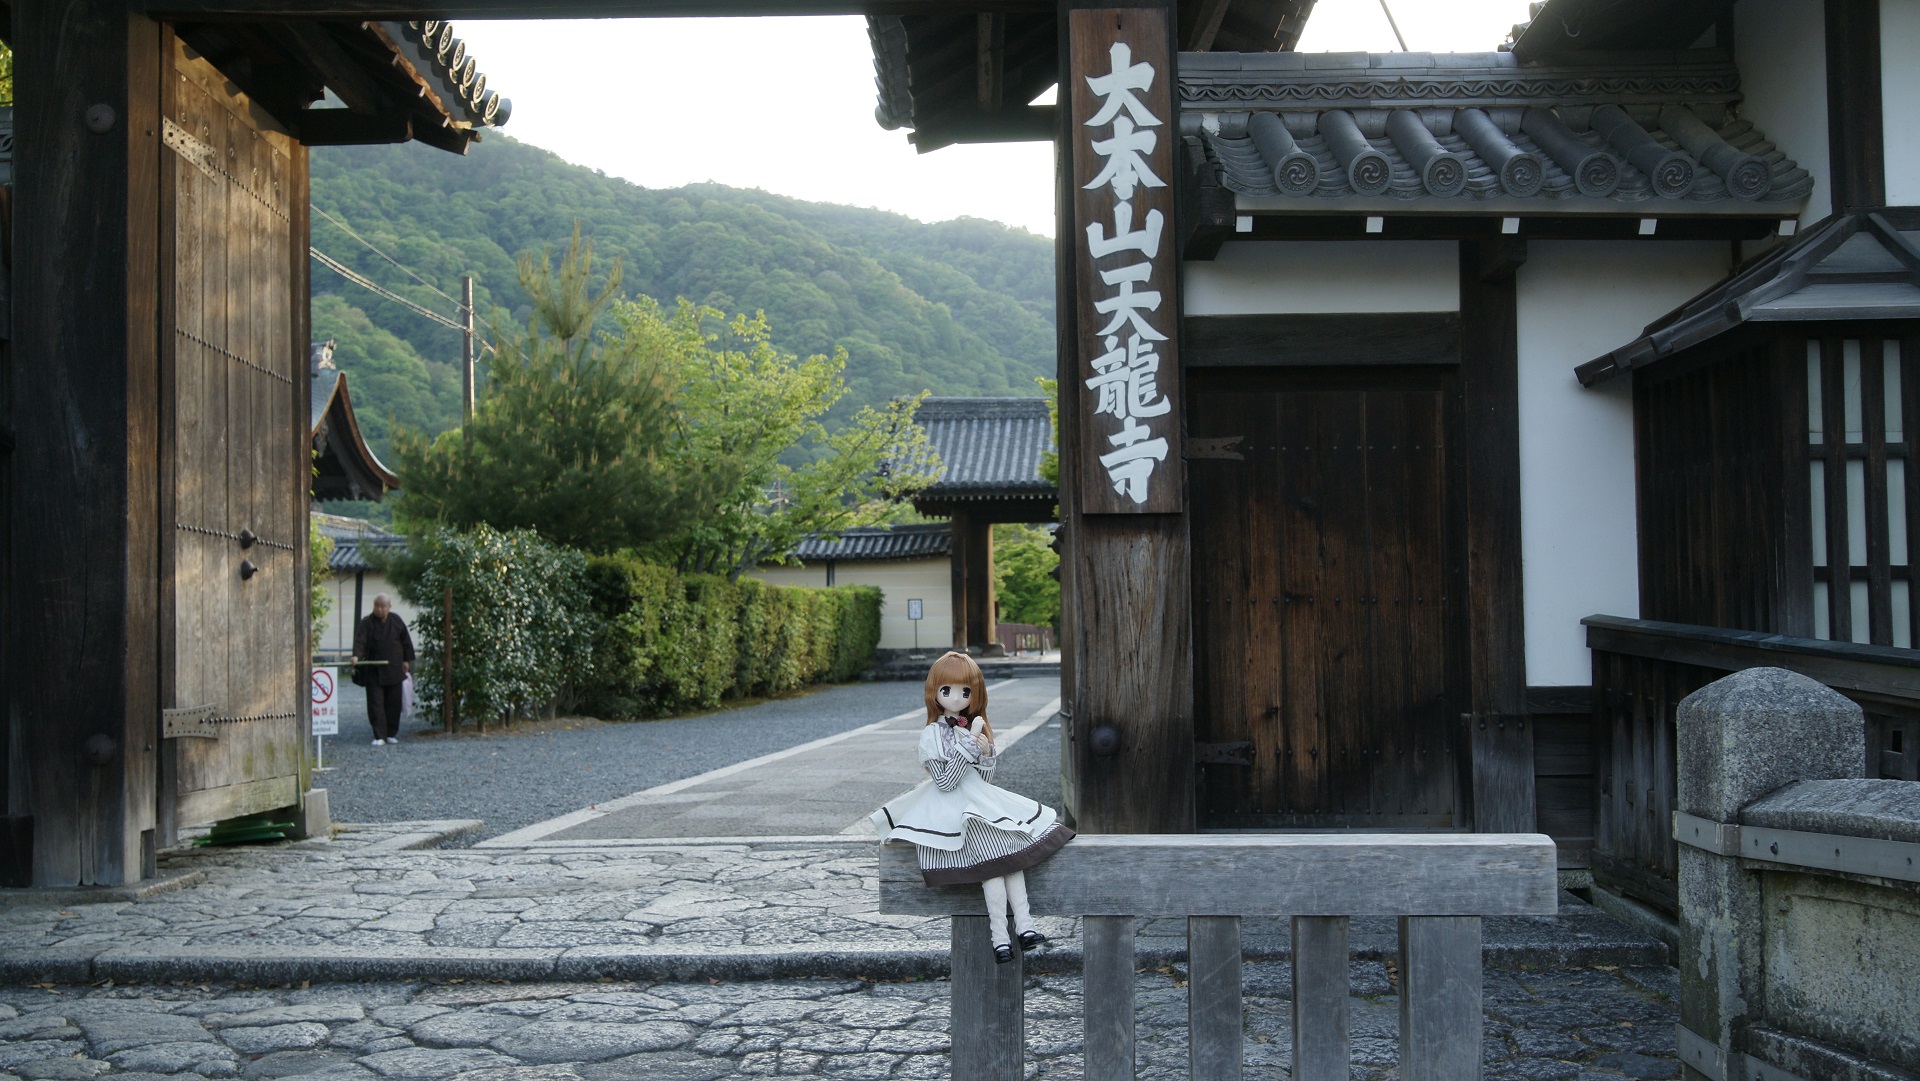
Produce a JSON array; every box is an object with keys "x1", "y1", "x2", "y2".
[
  {"x1": 310, "y1": 667, "x2": 339, "y2": 737},
  {"x1": 907, "y1": 598, "x2": 925, "y2": 621}
]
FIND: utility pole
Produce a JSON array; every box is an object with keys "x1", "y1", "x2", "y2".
[{"x1": 460, "y1": 274, "x2": 475, "y2": 437}]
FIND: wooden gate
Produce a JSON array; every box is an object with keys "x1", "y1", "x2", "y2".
[
  {"x1": 1190, "y1": 368, "x2": 1468, "y2": 829},
  {"x1": 158, "y1": 40, "x2": 309, "y2": 841}
]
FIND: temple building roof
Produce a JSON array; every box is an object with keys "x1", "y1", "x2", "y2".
[
  {"x1": 914, "y1": 397, "x2": 1056, "y2": 508},
  {"x1": 310, "y1": 343, "x2": 400, "y2": 502},
  {"x1": 1183, "y1": 51, "x2": 1811, "y2": 218},
  {"x1": 1579, "y1": 209, "x2": 1920, "y2": 386},
  {"x1": 791, "y1": 523, "x2": 953, "y2": 563}
]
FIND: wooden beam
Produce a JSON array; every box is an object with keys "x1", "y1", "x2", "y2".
[
  {"x1": 144, "y1": 0, "x2": 1054, "y2": 17},
  {"x1": 1825, "y1": 0, "x2": 1884, "y2": 212},
  {"x1": 11, "y1": 0, "x2": 164, "y2": 886},
  {"x1": 1180, "y1": 0, "x2": 1231, "y2": 50},
  {"x1": 262, "y1": 21, "x2": 389, "y2": 113},
  {"x1": 296, "y1": 108, "x2": 412, "y2": 145},
  {"x1": 877, "y1": 833, "x2": 1562, "y2": 916},
  {"x1": 907, "y1": 105, "x2": 1054, "y2": 151},
  {"x1": 1184, "y1": 313, "x2": 1462, "y2": 368},
  {"x1": 1460, "y1": 240, "x2": 1535, "y2": 834},
  {"x1": 975, "y1": 13, "x2": 1003, "y2": 110}
]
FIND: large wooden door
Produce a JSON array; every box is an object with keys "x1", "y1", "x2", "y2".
[
  {"x1": 1190, "y1": 368, "x2": 1468, "y2": 829},
  {"x1": 159, "y1": 41, "x2": 308, "y2": 839}
]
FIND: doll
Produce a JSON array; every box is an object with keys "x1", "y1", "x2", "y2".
[{"x1": 872, "y1": 651, "x2": 1075, "y2": 963}]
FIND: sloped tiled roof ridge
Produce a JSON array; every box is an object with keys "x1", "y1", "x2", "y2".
[
  {"x1": 918, "y1": 397, "x2": 1055, "y2": 497},
  {"x1": 1182, "y1": 52, "x2": 1811, "y2": 211},
  {"x1": 792, "y1": 523, "x2": 953, "y2": 563}
]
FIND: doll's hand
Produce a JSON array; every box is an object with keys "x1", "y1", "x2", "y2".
[{"x1": 968, "y1": 717, "x2": 985, "y2": 735}]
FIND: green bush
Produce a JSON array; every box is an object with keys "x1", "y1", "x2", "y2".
[
  {"x1": 581, "y1": 553, "x2": 882, "y2": 718},
  {"x1": 397, "y1": 524, "x2": 593, "y2": 727}
]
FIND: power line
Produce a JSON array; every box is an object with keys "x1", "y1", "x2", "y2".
[
  {"x1": 311, "y1": 246, "x2": 466, "y2": 333},
  {"x1": 311, "y1": 203, "x2": 465, "y2": 310},
  {"x1": 310, "y1": 246, "x2": 498, "y2": 357}
]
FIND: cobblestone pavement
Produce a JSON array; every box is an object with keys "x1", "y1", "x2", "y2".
[
  {"x1": 0, "y1": 823, "x2": 1663, "y2": 987},
  {"x1": 0, "y1": 961, "x2": 1680, "y2": 1080}
]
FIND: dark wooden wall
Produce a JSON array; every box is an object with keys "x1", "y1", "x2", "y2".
[
  {"x1": 1634, "y1": 335, "x2": 1804, "y2": 635},
  {"x1": 10, "y1": 0, "x2": 165, "y2": 886},
  {"x1": 1527, "y1": 685, "x2": 1594, "y2": 870}
]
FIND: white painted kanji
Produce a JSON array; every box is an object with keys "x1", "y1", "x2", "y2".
[{"x1": 1082, "y1": 39, "x2": 1170, "y2": 506}]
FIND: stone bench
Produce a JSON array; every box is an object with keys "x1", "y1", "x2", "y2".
[{"x1": 878, "y1": 832, "x2": 1559, "y2": 1080}]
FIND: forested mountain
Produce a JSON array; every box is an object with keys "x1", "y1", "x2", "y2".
[{"x1": 308, "y1": 136, "x2": 1055, "y2": 461}]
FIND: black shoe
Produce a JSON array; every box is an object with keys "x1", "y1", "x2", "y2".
[
  {"x1": 993, "y1": 944, "x2": 1014, "y2": 964},
  {"x1": 1017, "y1": 930, "x2": 1046, "y2": 952}
]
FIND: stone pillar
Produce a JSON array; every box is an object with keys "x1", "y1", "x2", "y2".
[{"x1": 1674, "y1": 667, "x2": 1863, "y2": 1079}]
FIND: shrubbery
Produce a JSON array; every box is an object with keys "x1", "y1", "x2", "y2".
[
  {"x1": 395, "y1": 525, "x2": 595, "y2": 727},
  {"x1": 580, "y1": 552, "x2": 881, "y2": 719}
]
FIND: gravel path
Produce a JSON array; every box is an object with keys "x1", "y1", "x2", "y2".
[
  {"x1": 322, "y1": 679, "x2": 1064, "y2": 842},
  {"x1": 0, "y1": 963, "x2": 1682, "y2": 1080},
  {"x1": 324, "y1": 682, "x2": 924, "y2": 841}
]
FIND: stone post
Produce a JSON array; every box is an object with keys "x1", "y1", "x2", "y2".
[{"x1": 1674, "y1": 667, "x2": 1863, "y2": 1079}]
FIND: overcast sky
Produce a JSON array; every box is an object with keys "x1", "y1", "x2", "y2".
[{"x1": 454, "y1": 0, "x2": 1531, "y2": 238}]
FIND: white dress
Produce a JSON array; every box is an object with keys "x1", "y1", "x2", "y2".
[{"x1": 871, "y1": 720, "x2": 1074, "y2": 885}]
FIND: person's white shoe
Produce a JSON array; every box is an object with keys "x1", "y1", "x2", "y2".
[
  {"x1": 372, "y1": 738, "x2": 384, "y2": 746},
  {"x1": 385, "y1": 736, "x2": 399, "y2": 745}
]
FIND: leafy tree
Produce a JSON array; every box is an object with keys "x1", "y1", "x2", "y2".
[
  {"x1": 0, "y1": 42, "x2": 12, "y2": 105},
  {"x1": 393, "y1": 230, "x2": 697, "y2": 553},
  {"x1": 1036, "y1": 375, "x2": 1060, "y2": 487},
  {"x1": 993, "y1": 523, "x2": 1059, "y2": 628},
  {"x1": 310, "y1": 517, "x2": 335, "y2": 644},
  {"x1": 621, "y1": 297, "x2": 940, "y2": 579}
]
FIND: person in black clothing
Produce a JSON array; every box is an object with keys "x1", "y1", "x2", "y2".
[{"x1": 353, "y1": 594, "x2": 415, "y2": 745}]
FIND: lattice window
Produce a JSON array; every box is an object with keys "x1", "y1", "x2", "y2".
[{"x1": 1808, "y1": 337, "x2": 1916, "y2": 646}]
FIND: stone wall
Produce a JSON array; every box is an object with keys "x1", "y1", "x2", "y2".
[{"x1": 1674, "y1": 667, "x2": 1920, "y2": 1081}]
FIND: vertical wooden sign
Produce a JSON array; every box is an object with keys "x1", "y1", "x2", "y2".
[{"x1": 1069, "y1": 7, "x2": 1183, "y2": 514}]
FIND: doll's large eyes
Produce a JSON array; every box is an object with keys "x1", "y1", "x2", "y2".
[{"x1": 959, "y1": 687, "x2": 971, "y2": 699}]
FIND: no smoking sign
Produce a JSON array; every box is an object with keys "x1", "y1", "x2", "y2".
[{"x1": 310, "y1": 667, "x2": 339, "y2": 737}]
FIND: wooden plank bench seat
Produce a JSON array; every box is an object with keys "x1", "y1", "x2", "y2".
[{"x1": 878, "y1": 833, "x2": 1559, "y2": 1081}]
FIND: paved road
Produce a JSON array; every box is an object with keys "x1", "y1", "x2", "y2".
[
  {"x1": 0, "y1": 962, "x2": 1681, "y2": 1080},
  {"x1": 320, "y1": 679, "x2": 1063, "y2": 842},
  {"x1": 487, "y1": 678, "x2": 1063, "y2": 845}
]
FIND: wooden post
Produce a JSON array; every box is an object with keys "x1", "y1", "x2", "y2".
[
  {"x1": 1059, "y1": 2, "x2": 1194, "y2": 834},
  {"x1": 442, "y1": 584, "x2": 455, "y2": 734},
  {"x1": 1824, "y1": 0, "x2": 1884, "y2": 213},
  {"x1": 1291, "y1": 916, "x2": 1351, "y2": 1081},
  {"x1": 1082, "y1": 915, "x2": 1135, "y2": 1081},
  {"x1": 964, "y1": 515, "x2": 999, "y2": 654},
  {"x1": 1187, "y1": 915, "x2": 1243, "y2": 1081},
  {"x1": 950, "y1": 915, "x2": 1023, "y2": 1081},
  {"x1": 950, "y1": 511, "x2": 971, "y2": 650},
  {"x1": 1461, "y1": 241, "x2": 1533, "y2": 833},
  {"x1": 1397, "y1": 916, "x2": 1483, "y2": 1081},
  {"x1": 10, "y1": 0, "x2": 164, "y2": 886},
  {"x1": 460, "y1": 273, "x2": 475, "y2": 432}
]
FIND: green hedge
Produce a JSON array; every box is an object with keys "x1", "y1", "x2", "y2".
[{"x1": 583, "y1": 553, "x2": 882, "y2": 718}]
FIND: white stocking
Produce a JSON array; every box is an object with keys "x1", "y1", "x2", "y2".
[
  {"x1": 1004, "y1": 871, "x2": 1035, "y2": 935},
  {"x1": 980, "y1": 876, "x2": 1012, "y2": 947}
]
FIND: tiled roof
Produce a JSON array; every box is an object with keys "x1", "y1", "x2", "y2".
[
  {"x1": 918, "y1": 397, "x2": 1056, "y2": 500},
  {"x1": 328, "y1": 533, "x2": 409, "y2": 573},
  {"x1": 1580, "y1": 209, "x2": 1920, "y2": 386},
  {"x1": 1182, "y1": 52, "x2": 1812, "y2": 215},
  {"x1": 792, "y1": 524, "x2": 953, "y2": 563}
]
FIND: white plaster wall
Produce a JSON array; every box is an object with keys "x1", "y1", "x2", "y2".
[
  {"x1": 1182, "y1": 241, "x2": 1459, "y2": 315},
  {"x1": 1517, "y1": 241, "x2": 1734, "y2": 686},
  {"x1": 1884, "y1": 0, "x2": 1920, "y2": 204},
  {"x1": 318, "y1": 571, "x2": 421, "y2": 656},
  {"x1": 751, "y1": 558, "x2": 953, "y2": 650},
  {"x1": 1738, "y1": 0, "x2": 1832, "y2": 226}
]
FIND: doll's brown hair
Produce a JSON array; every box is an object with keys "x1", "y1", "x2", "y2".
[{"x1": 924, "y1": 651, "x2": 992, "y2": 740}]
